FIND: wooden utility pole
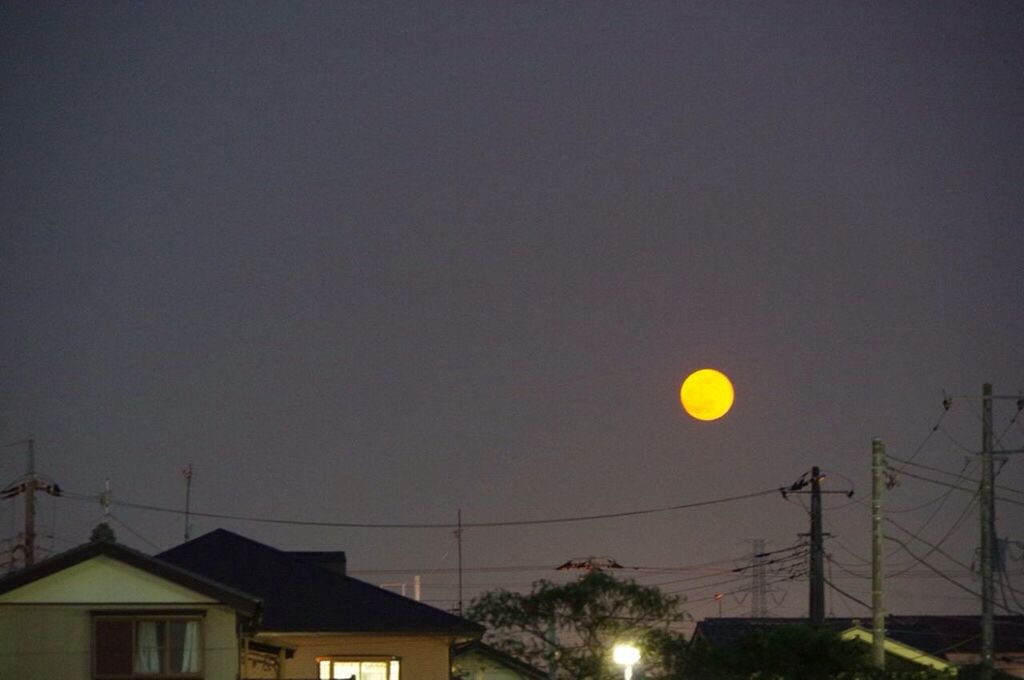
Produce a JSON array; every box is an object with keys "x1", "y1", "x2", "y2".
[
  {"x1": 980, "y1": 383, "x2": 994, "y2": 680},
  {"x1": 24, "y1": 438, "x2": 37, "y2": 566},
  {"x1": 456, "y1": 508, "x2": 463, "y2": 616},
  {"x1": 2, "y1": 438, "x2": 39, "y2": 567},
  {"x1": 959, "y1": 383, "x2": 1024, "y2": 680},
  {"x1": 872, "y1": 438, "x2": 886, "y2": 671},
  {"x1": 809, "y1": 466, "x2": 825, "y2": 625}
]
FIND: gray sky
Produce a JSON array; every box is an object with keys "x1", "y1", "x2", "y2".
[{"x1": 2, "y1": 2, "x2": 1023, "y2": 622}]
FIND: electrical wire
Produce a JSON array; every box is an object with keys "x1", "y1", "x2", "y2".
[
  {"x1": 937, "y1": 424, "x2": 977, "y2": 454},
  {"x1": 822, "y1": 575, "x2": 870, "y2": 610},
  {"x1": 885, "y1": 518, "x2": 1024, "y2": 610},
  {"x1": 57, "y1": 486, "x2": 783, "y2": 529},
  {"x1": 885, "y1": 469, "x2": 1024, "y2": 507},
  {"x1": 108, "y1": 513, "x2": 163, "y2": 552},
  {"x1": 882, "y1": 534, "x2": 1009, "y2": 610},
  {"x1": 885, "y1": 493, "x2": 977, "y2": 579},
  {"x1": 882, "y1": 457, "x2": 979, "y2": 566},
  {"x1": 887, "y1": 454, "x2": 1024, "y2": 498},
  {"x1": 885, "y1": 400, "x2": 953, "y2": 474}
]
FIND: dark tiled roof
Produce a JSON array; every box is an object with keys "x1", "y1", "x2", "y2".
[
  {"x1": 0, "y1": 538, "x2": 260, "y2": 617},
  {"x1": 287, "y1": 551, "x2": 347, "y2": 576},
  {"x1": 157, "y1": 529, "x2": 483, "y2": 635},
  {"x1": 692, "y1": 616, "x2": 1024, "y2": 657}
]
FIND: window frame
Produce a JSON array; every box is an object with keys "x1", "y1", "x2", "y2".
[
  {"x1": 315, "y1": 655, "x2": 401, "y2": 680},
  {"x1": 92, "y1": 612, "x2": 205, "y2": 679}
]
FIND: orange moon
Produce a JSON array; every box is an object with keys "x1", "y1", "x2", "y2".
[{"x1": 680, "y1": 369, "x2": 734, "y2": 421}]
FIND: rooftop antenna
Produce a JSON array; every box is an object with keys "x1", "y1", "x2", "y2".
[
  {"x1": 182, "y1": 464, "x2": 194, "y2": 542},
  {"x1": 101, "y1": 479, "x2": 112, "y2": 523}
]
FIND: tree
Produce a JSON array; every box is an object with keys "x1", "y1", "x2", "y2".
[{"x1": 467, "y1": 570, "x2": 688, "y2": 680}]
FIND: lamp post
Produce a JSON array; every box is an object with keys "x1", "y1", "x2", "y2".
[{"x1": 613, "y1": 644, "x2": 641, "y2": 680}]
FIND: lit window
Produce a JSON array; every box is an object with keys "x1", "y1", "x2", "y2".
[
  {"x1": 94, "y1": 616, "x2": 202, "y2": 678},
  {"x1": 318, "y1": 658, "x2": 400, "y2": 680}
]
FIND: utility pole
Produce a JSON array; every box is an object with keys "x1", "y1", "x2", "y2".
[
  {"x1": 3, "y1": 438, "x2": 38, "y2": 567},
  {"x1": 980, "y1": 383, "x2": 994, "y2": 680},
  {"x1": 2, "y1": 438, "x2": 62, "y2": 569},
  {"x1": 945, "y1": 383, "x2": 1024, "y2": 680},
  {"x1": 456, "y1": 508, "x2": 463, "y2": 616},
  {"x1": 784, "y1": 467, "x2": 848, "y2": 625},
  {"x1": 809, "y1": 466, "x2": 825, "y2": 625},
  {"x1": 871, "y1": 438, "x2": 886, "y2": 671},
  {"x1": 24, "y1": 438, "x2": 37, "y2": 566}
]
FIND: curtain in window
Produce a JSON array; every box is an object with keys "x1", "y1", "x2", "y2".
[
  {"x1": 180, "y1": 620, "x2": 200, "y2": 672},
  {"x1": 360, "y1": 662, "x2": 388, "y2": 680},
  {"x1": 332, "y1": 661, "x2": 359, "y2": 680},
  {"x1": 322, "y1": 659, "x2": 397, "y2": 680},
  {"x1": 135, "y1": 621, "x2": 162, "y2": 673}
]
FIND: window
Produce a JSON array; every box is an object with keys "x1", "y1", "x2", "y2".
[
  {"x1": 317, "y1": 658, "x2": 400, "y2": 680},
  {"x1": 94, "y1": 616, "x2": 202, "y2": 678}
]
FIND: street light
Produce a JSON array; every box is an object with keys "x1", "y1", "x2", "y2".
[{"x1": 613, "y1": 643, "x2": 641, "y2": 680}]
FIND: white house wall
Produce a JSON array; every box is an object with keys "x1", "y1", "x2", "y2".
[{"x1": 0, "y1": 555, "x2": 242, "y2": 680}]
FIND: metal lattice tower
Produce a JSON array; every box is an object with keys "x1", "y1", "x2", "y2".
[{"x1": 751, "y1": 539, "x2": 769, "y2": 617}]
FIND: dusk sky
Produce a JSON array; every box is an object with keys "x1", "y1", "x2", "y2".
[{"x1": 2, "y1": 2, "x2": 1022, "y2": 623}]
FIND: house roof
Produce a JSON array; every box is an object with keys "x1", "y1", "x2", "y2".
[
  {"x1": 0, "y1": 537, "x2": 261, "y2": 618},
  {"x1": 840, "y1": 626, "x2": 953, "y2": 673},
  {"x1": 157, "y1": 529, "x2": 484, "y2": 636},
  {"x1": 692, "y1": 616, "x2": 1024, "y2": 658},
  {"x1": 453, "y1": 640, "x2": 548, "y2": 680},
  {"x1": 287, "y1": 551, "x2": 347, "y2": 576}
]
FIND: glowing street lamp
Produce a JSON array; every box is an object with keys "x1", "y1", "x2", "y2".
[{"x1": 613, "y1": 643, "x2": 641, "y2": 680}]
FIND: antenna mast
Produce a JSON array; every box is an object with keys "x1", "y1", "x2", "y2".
[{"x1": 183, "y1": 464, "x2": 194, "y2": 542}]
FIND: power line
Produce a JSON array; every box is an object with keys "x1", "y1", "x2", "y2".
[
  {"x1": 882, "y1": 534, "x2": 998, "y2": 608},
  {"x1": 885, "y1": 400, "x2": 953, "y2": 474},
  {"x1": 58, "y1": 486, "x2": 782, "y2": 530},
  {"x1": 108, "y1": 513, "x2": 162, "y2": 552},
  {"x1": 884, "y1": 520, "x2": 1024, "y2": 614},
  {"x1": 823, "y1": 575, "x2": 870, "y2": 610},
  {"x1": 886, "y1": 493, "x2": 977, "y2": 579},
  {"x1": 884, "y1": 469, "x2": 1024, "y2": 507},
  {"x1": 888, "y1": 454, "x2": 1024, "y2": 498}
]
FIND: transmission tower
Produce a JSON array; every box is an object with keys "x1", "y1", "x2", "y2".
[{"x1": 750, "y1": 539, "x2": 769, "y2": 617}]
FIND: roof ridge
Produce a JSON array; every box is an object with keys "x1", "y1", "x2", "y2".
[
  {"x1": 158, "y1": 528, "x2": 483, "y2": 635},
  {"x1": 0, "y1": 539, "x2": 261, "y2": 616}
]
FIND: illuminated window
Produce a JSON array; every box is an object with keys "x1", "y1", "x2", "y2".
[
  {"x1": 94, "y1": 616, "x2": 202, "y2": 678},
  {"x1": 317, "y1": 658, "x2": 400, "y2": 680}
]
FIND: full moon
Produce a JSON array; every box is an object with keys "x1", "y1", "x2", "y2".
[{"x1": 680, "y1": 368, "x2": 734, "y2": 421}]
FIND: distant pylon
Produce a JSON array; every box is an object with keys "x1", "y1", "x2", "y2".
[{"x1": 750, "y1": 539, "x2": 769, "y2": 617}]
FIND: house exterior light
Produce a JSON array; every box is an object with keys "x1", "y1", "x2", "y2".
[{"x1": 613, "y1": 643, "x2": 641, "y2": 680}]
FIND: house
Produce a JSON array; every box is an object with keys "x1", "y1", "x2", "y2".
[
  {"x1": 0, "y1": 527, "x2": 483, "y2": 680},
  {"x1": 158, "y1": 528, "x2": 484, "y2": 680},
  {"x1": 452, "y1": 639, "x2": 548, "y2": 680},
  {"x1": 0, "y1": 531, "x2": 261, "y2": 680},
  {"x1": 691, "y1": 616, "x2": 1024, "y2": 677}
]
